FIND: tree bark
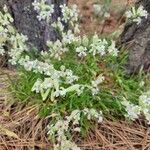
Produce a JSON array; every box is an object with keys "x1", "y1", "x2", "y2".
[
  {"x1": 120, "y1": 0, "x2": 150, "y2": 74},
  {"x1": 0, "y1": 0, "x2": 67, "y2": 51}
]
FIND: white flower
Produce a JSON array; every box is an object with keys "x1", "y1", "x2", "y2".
[
  {"x1": 32, "y1": 79, "x2": 43, "y2": 93},
  {"x1": 83, "y1": 108, "x2": 103, "y2": 123},
  {"x1": 47, "y1": 109, "x2": 102, "y2": 150},
  {"x1": 60, "y1": 4, "x2": 79, "y2": 25},
  {"x1": 91, "y1": 87, "x2": 99, "y2": 95},
  {"x1": 127, "y1": 105, "x2": 141, "y2": 120},
  {"x1": 66, "y1": 109, "x2": 81, "y2": 125},
  {"x1": 32, "y1": 0, "x2": 54, "y2": 22},
  {"x1": 122, "y1": 101, "x2": 141, "y2": 120},
  {"x1": 53, "y1": 88, "x2": 67, "y2": 97},
  {"x1": 137, "y1": 5, "x2": 148, "y2": 18},
  {"x1": 64, "y1": 69, "x2": 79, "y2": 84},
  {"x1": 122, "y1": 92, "x2": 150, "y2": 124},
  {"x1": 126, "y1": 5, "x2": 148, "y2": 24},
  {"x1": 47, "y1": 40, "x2": 68, "y2": 60},
  {"x1": 90, "y1": 75, "x2": 105, "y2": 95},
  {"x1": 82, "y1": 35, "x2": 89, "y2": 47},
  {"x1": 90, "y1": 34, "x2": 107, "y2": 56},
  {"x1": 107, "y1": 40, "x2": 118, "y2": 56},
  {"x1": 74, "y1": 24, "x2": 80, "y2": 34},
  {"x1": 76, "y1": 46, "x2": 87, "y2": 57},
  {"x1": 62, "y1": 30, "x2": 76, "y2": 45},
  {"x1": 52, "y1": 17, "x2": 64, "y2": 32},
  {"x1": 42, "y1": 78, "x2": 53, "y2": 89}
]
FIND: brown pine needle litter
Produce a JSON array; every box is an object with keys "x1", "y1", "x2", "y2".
[{"x1": 0, "y1": 69, "x2": 150, "y2": 150}]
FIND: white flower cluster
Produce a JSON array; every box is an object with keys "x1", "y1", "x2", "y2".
[
  {"x1": 107, "y1": 40, "x2": 118, "y2": 56},
  {"x1": 52, "y1": 17, "x2": 64, "y2": 32},
  {"x1": 122, "y1": 100, "x2": 141, "y2": 120},
  {"x1": 122, "y1": 91, "x2": 150, "y2": 124},
  {"x1": 91, "y1": 74, "x2": 105, "y2": 95},
  {"x1": 83, "y1": 108, "x2": 103, "y2": 123},
  {"x1": 74, "y1": 34, "x2": 118, "y2": 59},
  {"x1": 60, "y1": 66, "x2": 79, "y2": 84},
  {"x1": 139, "y1": 92, "x2": 150, "y2": 124},
  {"x1": 62, "y1": 30, "x2": 80, "y2": 45},
  {"x1": 32, "y1": 0, "x2": 54, "y2": 22},
  {"x1": 32, "y1": 81, "x2": 83, "y2": 101},
  {"x1": 93, "y1": 4, "x2": 110, "y2": 19},
  {"x1": 18, "y1": 55, "x2": 54, "y2": 74},
  {"x1": 33, "y1": 1, "x2": 80, "y2": 33},
  {"x1": 32, "y1": 1, "x2": 81, "y2": 60},
  {"x1": 33, "y1": 68, "x2": 79, "y2": 101},
  {"x1": 47, "y1": 109, "x2": 103, "y2": 150},
  {"x1": 32, "y1": 1, "x2": 118, "y2": 61},
  {"x1": 60, "y1": 4, "x2": 79, "y2": 30},
  {"x1": 90, "y1": 34, "x2": 118, "y2": 57},
  {"x1": 52, "y1": 4, "x2": 80, "y2": 34},
  {"x1": 0, "y1": 3, "x2": 118, "y2": 102},
  {"x1": 126, "y1": 5, "x2": 148, "y2": 25},
  {"x1": 0, "y1": 5, "x2": 28, "y2": 63},
  {"x1": 46, "y1": 40, "x2": 68, "y2": 60},
  {"x1": 0, "y1": 6, "x2": 83, "y2": 102},
  {"x1": 9, "y1": 33, "x2": 28, "y2": 65},
  {"x1": 76, "y1": 46, "x2": 87, "y2": 57},
  {"x1": 0, "y1": 5, "x2": 14, "y2": 56}
]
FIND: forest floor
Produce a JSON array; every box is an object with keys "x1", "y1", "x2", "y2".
[
  {"x1": 69, "y1": 0, "x2": 135, "y2": 35},
  {"x1": 0, "y1": 69, "x2": 150, "y2": 149}
]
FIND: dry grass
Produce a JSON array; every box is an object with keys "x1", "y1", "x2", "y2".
[{"x1": 0, "y1": 70, "x2": 150, "y2": 150}]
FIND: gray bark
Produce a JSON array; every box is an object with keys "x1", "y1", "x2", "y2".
[
  {"x1": 120, "y1": 0, "x2": 150, "y2": 74},
  {"x1": 0, "y1": 0, "x2": 67, "y2": 51}
]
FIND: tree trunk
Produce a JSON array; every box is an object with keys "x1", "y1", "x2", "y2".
[
  {"x1": 0, "y1": 0, "x2": 67, "y2": 51},
  {"x1": 120, "y1": 0, "x2": 150, "y2": 74}
]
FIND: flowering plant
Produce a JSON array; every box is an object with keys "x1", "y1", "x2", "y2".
[
  {"x1": 125, "y1": 5, "x2": 148, "y2": 24},
  {"x1": 122, "y1": 91, "x2": 150, "y2": 124},
  {"x1": 0, "y1": 1, "x2": 148, "y2": 149}
]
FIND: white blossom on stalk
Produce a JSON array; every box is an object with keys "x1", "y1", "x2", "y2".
[
  {"x1": 122, "y1": 100, "x2": 141, "y2": 120},
  {"x1": 64, "y1": 69, "x2": 79, "y2": 84},
  {"x1": 32, "y1": 0, "x2": 54, "y2": 22},
  {"x1": 76, "y1": 46, "x2": 87, "y2": 57},
  {"x1": 126, "y1": 5, "x2": 148, "y2": 24},
  {"x1": 52, "y1": 17, "x2": 64, "y2": 32},
  {"x1": 91, "y1": 75, "x2": 105, "y2": 95},
  {"x1": 90, "y1": 34, "x2": 107, "y2": 56},
  {"x1": 47, "y1": 40, "x2": 68, "y2": 60},
  {"x1": 62, "y1": 30, "x2": 77, "y2": 45},
  {"x1": 83, "y1": 108, "x2": 103, "y2": 123},
  {"x1": 89, "y1": 34, "x2": 118, "y2": 57},
  {"x1": 122, "y1": 92, "x2": 150, "y2": 124},
  {"x1": 66, "y1": 110, "x2": 81, "y2": 125},
  {"x1": 82, "y1": 35, "x2": 89, "y2": 47},
  {"x1": 47, "y1": 109, "x2": 103, "y2": 150},
  {"x1": 8, "y1": 33, "x2": 28, "y2": 65},
  {"x1": 107, "y1": 40, "x2": 118, "y2": 56},
  {"x1": 60, "y1": 4, "x2": 79, "y2": 26},
  {"x1": 31, "y1": 79, "x2": 43, "y2": 93},
  {"x1": 139, "y1": 92, "x2": 150, "y2": 124}
]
